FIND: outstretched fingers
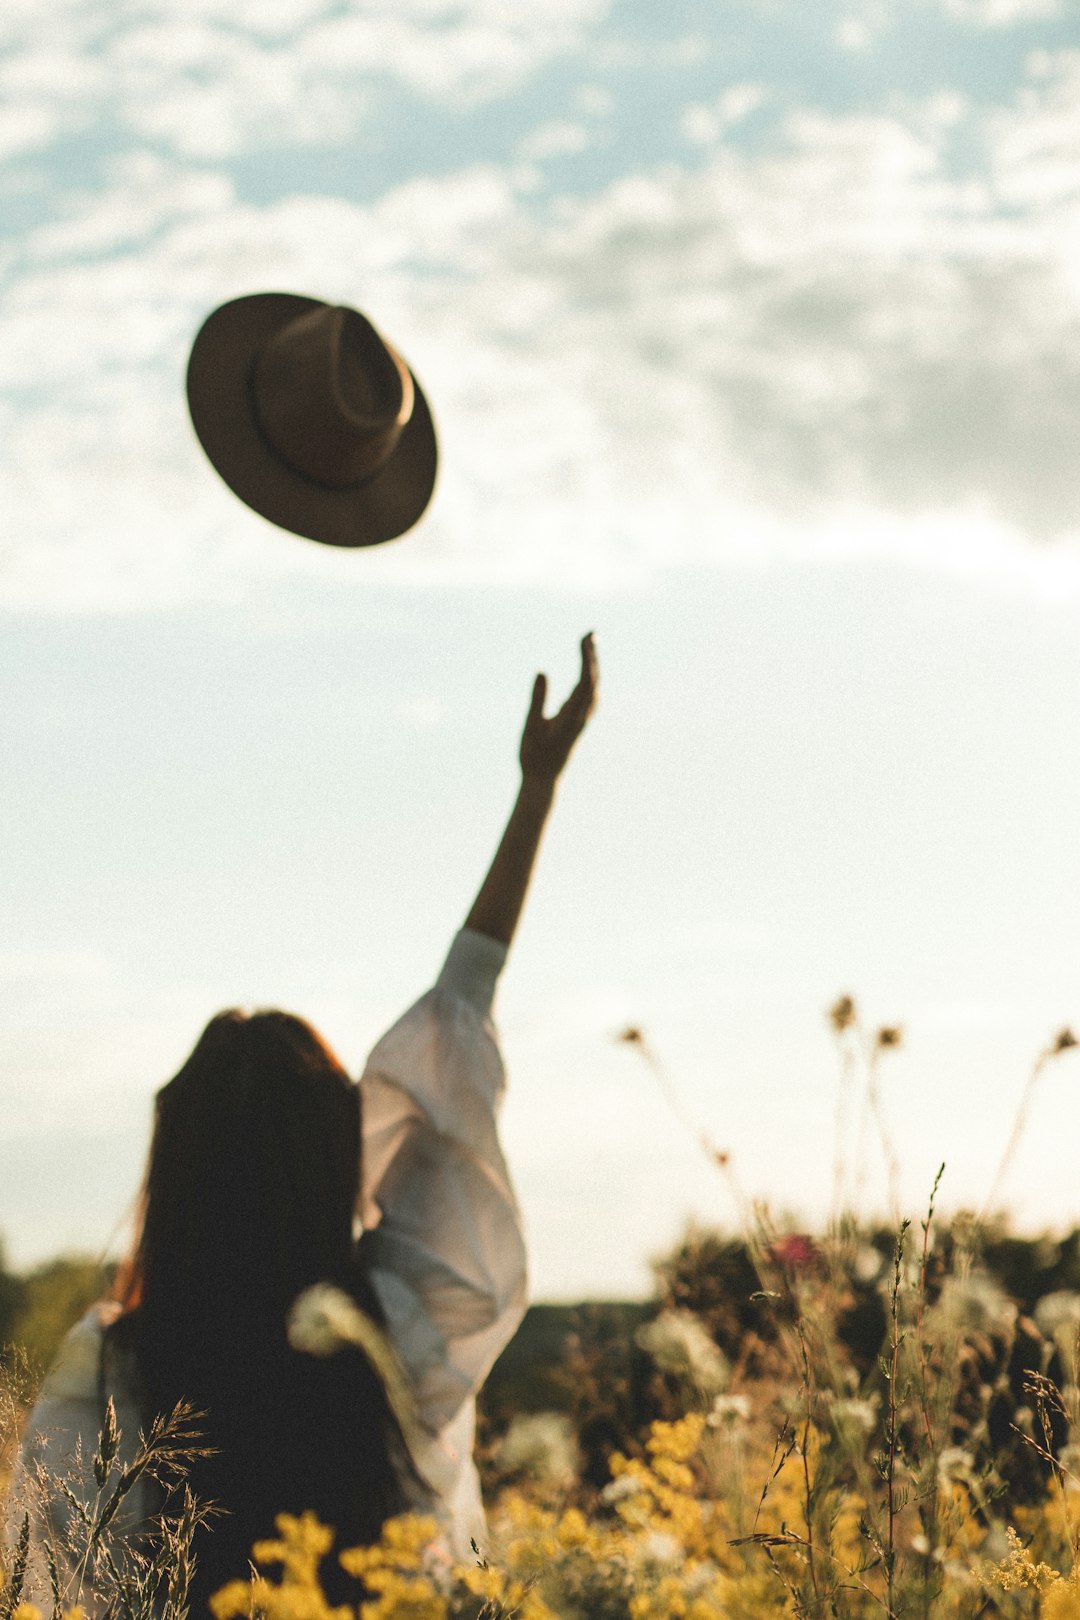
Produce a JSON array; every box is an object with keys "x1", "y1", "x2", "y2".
[
  {"x1": 528, "y1": 672, "x2": 548, "y2": 725},
  {"x1": 561, "y1": 632, "x2": 597, "y2": 724},
  {"x1": 519, "y1": 633, "x2": 598, "y2": 781}
]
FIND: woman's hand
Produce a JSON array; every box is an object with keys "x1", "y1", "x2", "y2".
[
  {"x1": 519, "y1": 632, "x2": 599, "y2": 783},
  {"x1": 463, "y1": 633, "x2": 599, "y2": 947}
]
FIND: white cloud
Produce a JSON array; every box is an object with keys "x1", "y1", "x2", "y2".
[
  {"x1": 28, "y1": 152, "x2": 235, "y2": 261},
  {"x1": 594, "y1": 31, "x2": 710, "y2": 70},
  {"x1": 109, "y1": 23, "x2": 367, "y2": 159},
  {"x1": 680, "y1": 84, "x2": 766, "y2": 145},
  {"x1": 0, "y1": 104, "x2": 73, "y2": 163},
  {"x1": 518, "y1": 120, "x2": 591, "y2": 162},
  {"x1": 295, "y1": 4, "x2": 609, "y2": 106},
  {"x1": 139, "y1": 0, "x2": 335, "y2": 37},
  {"x1": 0, "y1": 0, "x2": 612, "y2": 164},
  {"x1": 988, "y1": 49, "x2": 1080, "y2": 211},
  {"x1": 0, "y1": 24, "x2": 110, "y2": 156},
  {"x1": 5, "y1": 72, "x2": 1080, "y2": 609},
  {"x1": 836, "y1": 15, "x2": 879, "y2": 51},
  {"x1": 836, "y1": 0, "x2": 1062, "y2": 29},
  {"x1": 939, "y1": 0, "x2": 1061, "y2": 22},
  {"x1": 572, "y1": 83, "x2": 615, "y2": 117}
]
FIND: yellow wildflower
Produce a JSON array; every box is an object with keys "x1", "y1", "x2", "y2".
[
  {"x1": 990, "y1": 1526, "x2": 1063, "y2": 1593},
  {"x1": 339, "y1": 1516, "x2": 440, "y2": 1580},
  {"x1": 646, "y1": 1414, "x2": 706, "y2": 1466}
]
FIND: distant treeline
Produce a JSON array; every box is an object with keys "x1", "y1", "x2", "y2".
[
  {"x1": 8, "y1": 1223, "x2": 1080, "y2": 1419},
  {"x1": 0, "y1": 1243, "x2": 116, "y2": 1383}
]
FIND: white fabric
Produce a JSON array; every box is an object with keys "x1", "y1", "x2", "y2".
[
  {"x1": 7, "y1": 927, "x2": 526, "y2": 1587},
  {"x1": 358, "y1": 926, "x2": 527, "y2": 1551}
]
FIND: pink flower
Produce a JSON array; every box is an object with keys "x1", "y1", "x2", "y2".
[{"x1": 767, "y1": 1234, "x2": 819, "y2": 1272}]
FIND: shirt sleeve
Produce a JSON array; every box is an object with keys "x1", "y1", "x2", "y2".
[{"x1": 358, "y1": 928, "x2": 528, "y2": 1437}]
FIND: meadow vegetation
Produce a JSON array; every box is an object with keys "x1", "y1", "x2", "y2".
[{"x1": 5, "y1": 999, "x2": 1080, "y2": 1617}]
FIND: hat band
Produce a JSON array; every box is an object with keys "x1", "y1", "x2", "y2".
[{"x1": 249, "y1": 310, "x2": 416, "y2": 491}]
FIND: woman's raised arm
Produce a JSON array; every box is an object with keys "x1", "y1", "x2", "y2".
[{"x1": 463, "y1": 632, "x2": 599, "y2": 948}]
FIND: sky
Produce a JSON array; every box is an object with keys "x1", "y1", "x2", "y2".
[{"x1": 4, "y1": 0, "x2": 1080, "y2": 1299}]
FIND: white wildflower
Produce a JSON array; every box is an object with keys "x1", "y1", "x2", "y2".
[
  {"x1": 635, "y1": 1310, "x2": 729, "y2": 1396},
  {"x1": 708, "y1": 1393, "x2": 751, "y2": 1428},
  {"x1": 683, "y1": 1560, "x2": 720, "y2": 1595},
  {"x1": 932, "y1": 1271, "x2": 1014, "y2": 1337},
  {"x1": 1033, "y1": 1291, "x2": 1080, "y2": 1381},
  {"x1": 854, "y1": 1246, "x2": 884, "y2": 1283},
  {"x1": 829, "y1": 1396, "x2": 879, "y2": 1437},
  {"x1": 498, "y1": 1412, "x2": 580, "y2": 1487},
  {"x1": 601, "y1": 1474, "x2": 642, "y2": 1505},
  {"x1": 1058, "y1": 1443, "x2": 1080, "y2": 1477},
  {"x1": 637, "y1": 1530, "x2": 683, "y2": 1567},
  {"x1": 937, "y1": 1446, "x2": 976, "y2": 1488},
  {"x1": 287, "y1": 1282, "x2": 364, "y2": 1355},
  {"x1": 1034, "y1": 1291, "x2": 1080, "y2": 1339}
]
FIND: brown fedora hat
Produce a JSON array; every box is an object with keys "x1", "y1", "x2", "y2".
[{"x1": 186, "y1": 292, "x2": 438, "y2": 548}]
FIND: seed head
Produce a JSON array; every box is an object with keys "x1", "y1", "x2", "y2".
[{"x1": 287, "y1": 1283, "x2": 362, "y2": 1356}]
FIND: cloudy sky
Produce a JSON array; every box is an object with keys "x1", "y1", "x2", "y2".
[{"x1": 4, "y1": 0, "x2": 1080, "y2": 1298}]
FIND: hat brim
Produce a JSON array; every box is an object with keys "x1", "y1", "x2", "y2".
[{"x1": 186, "y1": 292, "x2": 438, "y2": 548}]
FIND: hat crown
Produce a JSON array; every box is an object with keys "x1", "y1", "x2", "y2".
[
  {"x1": 185, "y1": 290, "x2": 438, "y2": 547},
  {"x1": 251, "y1": 305, "x2": 415, "y2": 490}
]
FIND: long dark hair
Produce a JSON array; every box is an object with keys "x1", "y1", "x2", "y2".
[{"x1": 109, "y1": 1009, "x2": 408, "y2": 1609}]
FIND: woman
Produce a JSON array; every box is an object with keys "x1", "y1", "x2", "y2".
[{"x1": 9, "y1": 633, "x2": 598, "y2": 1614}]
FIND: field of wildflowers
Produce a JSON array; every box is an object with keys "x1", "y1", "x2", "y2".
[{"x1": 6, "y1": 999, "x2": 1080, "y2": 1618}]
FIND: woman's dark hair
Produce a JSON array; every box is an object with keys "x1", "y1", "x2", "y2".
[{"x1": 110, "y1": 1009, "x2": 408, "y2": 1609}]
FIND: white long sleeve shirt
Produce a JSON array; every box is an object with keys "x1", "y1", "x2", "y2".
[{"x1": 8, "y1": 928, "x2": 528, "y2": 1590}]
